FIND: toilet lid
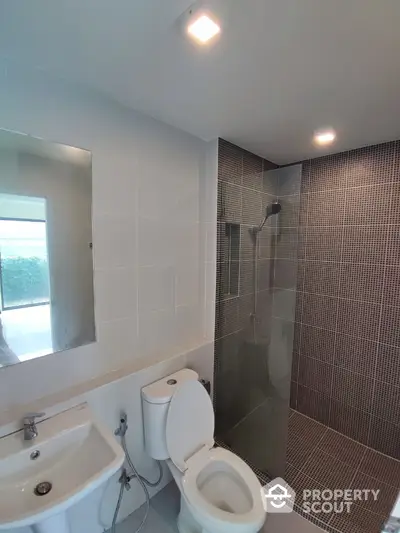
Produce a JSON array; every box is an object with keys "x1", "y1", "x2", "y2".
[{"x1": 166, "y1": 379, "x2": 214, "y2": 472}]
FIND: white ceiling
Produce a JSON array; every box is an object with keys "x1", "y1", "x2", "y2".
[{"x1": 1, "y1": 0, "x2": 400, "y2": 164}]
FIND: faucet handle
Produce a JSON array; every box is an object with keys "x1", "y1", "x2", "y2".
[{"x1": 23, "y1": 412, "x2": 45, "y2": 424}]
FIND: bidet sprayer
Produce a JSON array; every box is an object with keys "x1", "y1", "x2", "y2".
[{"x1": 114, "y1": 413, "x2": 128, "y2": 437}]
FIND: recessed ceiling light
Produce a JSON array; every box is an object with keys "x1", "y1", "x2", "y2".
[
  {"x1": 187, "y1": 13, "x2": 221, "y2": 44},
  {"x1": 313, "y1": 129, "x2": 336, "y2": 146}
]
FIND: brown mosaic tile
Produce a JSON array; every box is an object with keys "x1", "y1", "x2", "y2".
[
  {"x1": 341, "y1": 225, "x2": 387, "y2": 264},
  {"x1": 279, "y1": 195, "x2": 300, "y2": 228},
  {"x1": 350, "y1": 471, "x2": 398, "y2": 516},
  {"x1": 239, "y1": 224, "x2": 255, "y2": 262},
  {"x1": 292, "y1": 472, "x2": 335, "y2": 523},
  {"x1": 286, "y1": 432, "x2": 315, "y2": 470},
  {"x1": 284, "y1": 462, "x2": 300, "y2": 486},
  {"x1": 376, "y1": 343, "x2": 400, "y2": 387},
  {"x1": 380, "y1": 304, "x2": 400, "y2": 347},
  {"x1": 257, "y1": 259, "x2": 275, "y2": 291},
  {"x1": 344, "y1": 184, "x2": 391, "y2": 226},
  {"x1": 298, "y1": 356, "x2": 333, "y2": 395},
  {"x1": 372, "y1": 380, "x2": 400, "y2": 426},
  {"x1": 306, "y1": 226, "x2": 342, "y2": 262},
  {"x1": 262, "y1": 165, "x2": 277, "y2": 195},
  {"x1": 317, "y1": 428, "x2": 366, "y2": 468},
  {"x1": 384, "y1": 225, "x2": 400, "y2": 266},
  {"x1": 383, "y1": 265, "x2": 400, "y2": 307},
  {"x1": 296, "y1": 385, "x2": 330, "y2": 426},
  {"x1": 339, "y1": 263, "x2": 385, "y2": 304},
  {"x1": 258, "y1": 227, "x2": 276, "y2": 260},
  {"x1": 346, "y1": 141, "x2": 398, "y2": 187},
  {"x1": 334, "y1": 334, "x2": 378, "y2": 378},
  {"x1": 307, "y1": 189, "x2": 346, "y2": 227},
  {"x1": 300, "y1": 160, "x2": 312, "y2": 193},
  {"x1": 392, "y1": 139, "x2": 400, "y2": 176},
  {"x1": 214, "y1": 297, "x2": 239, "y2": 340},
  {"x1": 329, "y1": 502, "x2": 385, "y2": 533},
  {"x1": 238, "y1": 293, "x2": 254, "y2": 331},
  {"x1": 304, "y1": 261, "x2": 341, "y2": 297},
  {"x1": 218, "y1": 180, "x2": 241, "y2": 223},
  {"x1": 293, "y1": 322, "x2": 301, "y2": 351},
  {"x1": 275, "y1": 227, "x2": 299, "y2": 260},
  {"x1": 296, "y1": 260, "x2": 305, "y2": 292},
  {"x1": 218, "y1": 139, "x2": 242, "y2": 185},
  {"x1": 274, "y1": 259, "x2": 298, "y2": 289},
  {"x1": 289, "y1": 411, "x2": 327, "y2": 443},
  {"x1": 277, "y1": 164, "x2": 302, "y2": 196},
  {"x1": 390, "y1": 181, "x2": 400, "y2": 223},
  {"x1": 368, "y1": 416, "x2": 400, "y2": 460},
  {"x1": 290, "y1": 381, "x2": 298, "y2": 409},
  {"x1": 242, "y1": 187, "x2": 262, "y2": 225},
  {"x1": 292, "y1": 351, "x2": 299, "y2": 381},
  {"x1": 332, "y1": 368, "x2": 373, "y2": 413},
  {"x1": 242, "y1": 150, "x2": 263, "y2": 190},
  {"x1": 302, "y1": 448, "x2": 357, "y2": 490},
  {"x1": 336, "y1": 299, "x2": 380, "y2": 342},
  {"x1": 298, "y1": 191, "x2": 309, "y2": 227},
  {"x1": 294, "y1": 506, "x2": 334, "y2": 533},
  {"x1": 297, "y1": 227, "x2": 306, "y2": 260},
  {"x1": 300, "y1": 324, "x2": 336, "y2": 364},
  {"x1": 359, "y1": 448, "x2": 400, "y2": 488},
  {"x1": 329, "y1": 400, "x2": 370, "y2": 445},
  {"x1": 287, "y1": 412, "x2": 326, "y2": 469},
  {"x1": 295, "y1": 291, "x2": 303, "y2": 324},
  {"x1": 307, "y1": 151, "x2": 348, "y2": 192},
  {"x1": 302, "y1": 293, "x2": 338, "y2": 331},
  {"x1": 239, "y1": 260, "x2": 255, "y2": 296}
]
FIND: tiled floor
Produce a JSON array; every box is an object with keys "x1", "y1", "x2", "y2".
[
  {"x1": 111, "y1": 481, "x2": 326, "y2": 532},
  {"x1": 286, "y1": 410, "x2": 400, "y2": 533},
  {"x1": 110, "y1": 412, "x2": 399, "y2": 533}
]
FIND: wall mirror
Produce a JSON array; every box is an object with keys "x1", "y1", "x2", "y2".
[{"x1": 0, "y1": 129, "x2": 95, "y2": 368}]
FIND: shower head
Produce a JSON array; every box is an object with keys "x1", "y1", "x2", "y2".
[
  {"x1": 265, "y1": 202, "x2": 282, "y2": 218},
  {"x1": 252, "y1": 202, "x2": 282, "y2": 234}
]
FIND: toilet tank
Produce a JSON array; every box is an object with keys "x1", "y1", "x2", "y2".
[{"x1": 141, "y1": 368, "x2": 199, "y2": 460}]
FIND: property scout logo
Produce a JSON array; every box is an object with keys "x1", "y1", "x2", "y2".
[{"x1": 261, "y1": 478, "x2": 380, "y2": 515}]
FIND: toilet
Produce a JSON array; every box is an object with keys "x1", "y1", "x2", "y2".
[{"x1": 141, "y1": 369, "x2": 266, "y2": 533}]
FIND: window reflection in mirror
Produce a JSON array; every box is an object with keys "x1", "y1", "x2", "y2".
[{"x1": 0, "y1": 130, "x2": 95, "y2": 368}]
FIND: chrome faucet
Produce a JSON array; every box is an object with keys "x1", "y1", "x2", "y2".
[{"x1": 23, "y1": 412, "x2": 45, "y2": 441}]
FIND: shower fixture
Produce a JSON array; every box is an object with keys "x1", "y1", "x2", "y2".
[{"x1": 252, "y1": 202, "x2": 281, "y2": 234}]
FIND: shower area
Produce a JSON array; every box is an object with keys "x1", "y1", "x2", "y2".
[
  {"x1": 214, "y1": 138, "x2": 302, "y2": 479},
  {"x1": 213, "y1": 138, "x2": 400, "y2": 533}
]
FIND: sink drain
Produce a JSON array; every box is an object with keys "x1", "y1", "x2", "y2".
[{"x1": 34, "y1": 481, "x2": 52, "y2": 496}]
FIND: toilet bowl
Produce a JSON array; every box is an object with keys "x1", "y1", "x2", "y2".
[{"x1": 142, "y1": 369, "x2": 266, "y2": 533}]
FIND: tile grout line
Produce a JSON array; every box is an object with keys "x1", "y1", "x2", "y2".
[
  {"x1": 328, "y1": 153, "x2": 349, "y2": 426},
  {"x1": 296, "y1": 162, "x2": 311, "y2": 410},
  {"x1": 222, "y1": 174, "x2": 400, "y2": 197},
  {"x1": 297, "y1": 425, "x2": 329, "y2": 477},
  {"x1": 367, "y1": 179, "x2": 395, "y2": 446}
]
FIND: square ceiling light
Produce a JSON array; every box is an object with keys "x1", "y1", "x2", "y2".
[{"x1": 187, "y1": 12, "x2": 221, "y2": 45}]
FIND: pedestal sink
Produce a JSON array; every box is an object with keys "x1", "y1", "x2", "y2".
[{"x1": 0, "y1": 403, "x2": 125, "y2": 532}]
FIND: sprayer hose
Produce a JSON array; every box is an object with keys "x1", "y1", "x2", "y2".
[{"x1": 111, "y1": 434, "x2": 163, "y2": 533}]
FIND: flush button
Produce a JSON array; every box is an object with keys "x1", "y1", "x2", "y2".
[{"x1": 167, "y1": 379, "x2": 177, "y2": 385}]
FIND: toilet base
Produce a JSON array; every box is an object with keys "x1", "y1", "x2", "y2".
[{"x1": 177, "y1": 495, "x2": 210, "y2": 533}]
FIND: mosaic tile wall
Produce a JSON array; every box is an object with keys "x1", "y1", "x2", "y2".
[
  {"x1": 292, "y1": 140, "x2": 400, "y2": 460},
  {"x1": 214, "y1": 138, "x2": 302, "y2": 476}
]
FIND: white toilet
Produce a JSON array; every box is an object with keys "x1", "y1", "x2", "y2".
[{"x1": 141, "y1": 369, "x2": 266, "y2": 533}]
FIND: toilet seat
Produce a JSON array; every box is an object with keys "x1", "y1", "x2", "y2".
[
  {"x1": 165, "y1": 380, "x2": 265, "y2": 532},
  {"x1": 166, "y1": 379, "x2": 214, "y2": 472},
  {"x1": 181, "y1": 447, "x2": 265, "y2": 533}
]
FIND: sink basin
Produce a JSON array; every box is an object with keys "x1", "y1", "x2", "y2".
[{"x1": 0, "y1": 403, "x2": 125, "y2": 531}]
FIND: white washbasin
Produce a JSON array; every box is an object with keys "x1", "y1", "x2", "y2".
[{"x1": 0, "y1": 403, "x2": 125, "y2": 530}]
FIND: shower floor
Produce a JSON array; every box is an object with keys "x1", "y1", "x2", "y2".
[{"x1": 286, "y1": 410, "x2": 400, "y2": 533}]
